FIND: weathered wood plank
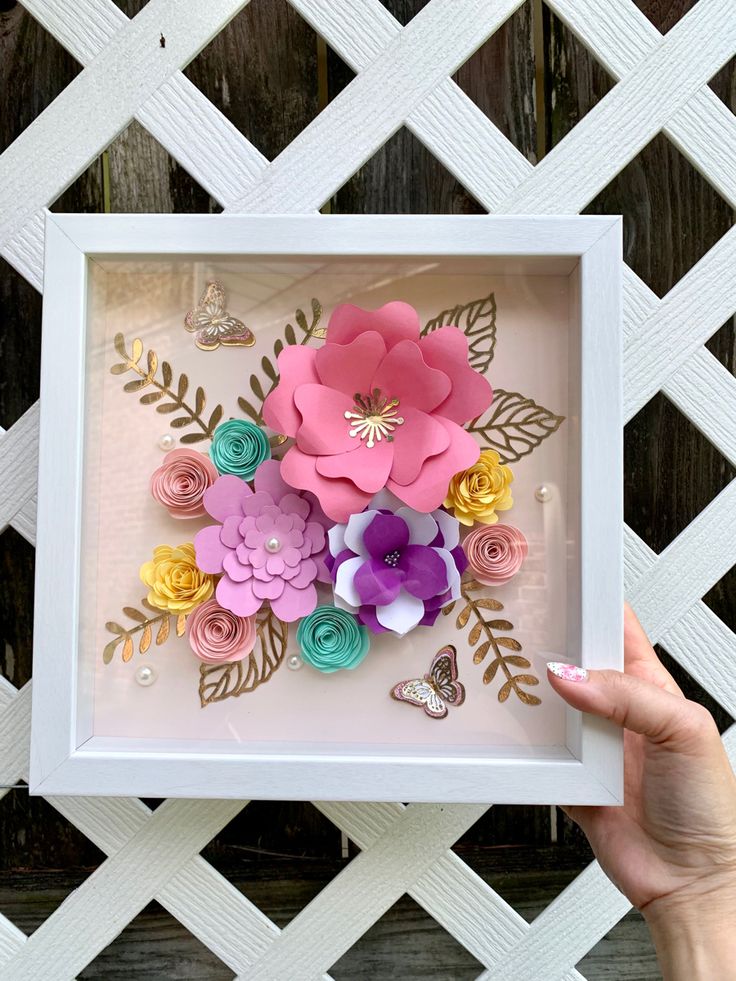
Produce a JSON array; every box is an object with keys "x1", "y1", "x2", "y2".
[{"x1": 0, "y1": 852, "x2": 655, "y2": 980}]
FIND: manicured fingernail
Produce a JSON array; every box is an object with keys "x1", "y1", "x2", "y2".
[{"x1": 547, "y1": 662, "x2": 589, "y2": 682}]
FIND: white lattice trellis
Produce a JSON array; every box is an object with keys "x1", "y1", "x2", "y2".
[{"x1": 1, "y1": 0, "x2": 735, "y2": 976}]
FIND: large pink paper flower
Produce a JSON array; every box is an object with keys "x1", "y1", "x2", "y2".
[
  {"x1": 262, "y1": 302, "x2": 492, "y2": 523},
  {"x1": 193, "y1": 459, "x2": 331, "y2": 622}
]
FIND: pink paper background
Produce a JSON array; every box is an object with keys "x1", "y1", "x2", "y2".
[{"x1": 80, "y1": 258, "x2": 573, "y2": 751}]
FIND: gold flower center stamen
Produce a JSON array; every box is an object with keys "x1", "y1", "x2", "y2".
[{"x1": 344, "y1": 388, "x2": 405, "y2": 448}]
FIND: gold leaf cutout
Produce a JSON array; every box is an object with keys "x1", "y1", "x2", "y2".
[
  {"x1": 467, "y1": 389, "x2": 565, "y2": 465},
  {"x1": 110, "y1": 334, "x2": 223, "y2": 443},
  {"x1": 103, "y1": 601, "x2": 187, "y2": 664},
  {"x1": 198, "y1": 607, "x2": 288, "y2": 707},
  {"x1": 422, "y1": 292, "x2": 496, "y2": 374},
  {"x1": 443, "y1": 577, "x2": 540, "y2": 705}
]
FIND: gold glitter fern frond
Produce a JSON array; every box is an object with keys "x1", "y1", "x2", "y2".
[
  {"x1": 443, "y1": 577, "x2": 541, "y2": 705},
  {"x1": 103, "y1": 599, "x2": 187, "y2": 664},
  {"x1": 110, "y1": 333, "x2": 223, "y2": 444}
]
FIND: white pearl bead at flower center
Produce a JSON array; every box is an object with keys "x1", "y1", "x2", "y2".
[{"x1": 265, "y1": 536, "x2": 281, "y2": 553}]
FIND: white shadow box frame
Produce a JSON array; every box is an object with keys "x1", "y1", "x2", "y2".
[{"x1": 30, "y1": 213, "x2": 622, "y2": 803}]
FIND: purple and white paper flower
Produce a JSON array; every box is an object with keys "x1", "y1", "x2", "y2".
[{"x1": 327, "y1": 492, "x2": 467, "y2": 636}]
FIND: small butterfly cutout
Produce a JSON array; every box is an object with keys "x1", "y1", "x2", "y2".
[
  {"x1": 391, "y1": 645, "x2": 465, "y2": 720},
  {"x1": 185, "y1": 282, "x2": 255, "y2": 352}
]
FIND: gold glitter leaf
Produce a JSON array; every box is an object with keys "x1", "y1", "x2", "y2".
[
  {"x1": 468, "y1": 389, "x2": 565, "y2": 465},
  {"x1": 110, "y1": 333, "x2": 223, "y2": 443},
  {"x1": 179, "y1": 432, "x2": 208, "y2": 444},
  {"x1": 496, "y1": 638, "x2": 524, "y2": 654},
  {"x1": 102, "y1": 600, "x2": 187, "y2": 664},
  {"x1": 156, "y1": 617, "x2": 170, "y2": 645},
  {"x1": 198, "y1": 607, "x2": 288, "y2": 707},
  {"x1": 140, "y1": 391, "x2": 164, "y2": 405},
  {"x1": 422, "y1": 291, "x2": 496, "y2": 374},
  {"x1": 208, "y1": 405, "x2": 223, "y2": 431},
  {"x1": 176, "y1": 614, "x2": 187, "y2": 637},
  {"x1": 454, "y1": 577, "x2": 540, "y2": 706}
]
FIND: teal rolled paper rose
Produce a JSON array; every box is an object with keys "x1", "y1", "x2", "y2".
[
  {"x1": 296, "y1": 606, "x2": 370, "y2": 673},
  {"x1": 210, "y1": 419, "x2": 270, "y2": 480}
]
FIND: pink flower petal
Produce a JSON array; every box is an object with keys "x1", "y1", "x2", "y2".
[
  {"x1": 253, "y1": 458, "x2": 292, "y2": 503},
  {"x1": 294, "y1": 384, "x2": 358, "y2": 456},
  {"x1": 288, "y1": 557, "x2": 317, "y2": 589},
  {"x1": 281, "y1": 546, "x2": 302, "y2": 567},
  {"x1": 315, "y1": 331, "x2": 387, "y2": 396},
  {"x1": 203, "y1": 474, "x2": 251, "y2": 522},
  {"x1": 222, "y1": 551, "x2": 253, "y2": 582},
  {"x1": 388, "y1": 406, "x2": 449, "y2": 486},
  {"x1": 280, "y1": 445, "x2": 373, "y2": 523},
  {"x1": 266, "y1": 555, "x2": 286, "y2": 575},
  {"x1": 371, "y1": 339, "x2": 450, "y2": 414},
  {"x1": 278, "y1": 492, "x2": 310, "y2": 520},
  {"x1": 419, "y1": 326, "x2": 493, "y2": 424},
  {"x1": 270, "y1": 581, "x2": 318, "y2": 622},
  {"x1": 252, "y1": 564, "x2": 272, "y2": 582},
  {"x1": 216, "y1": 576, "x2": 262, "y2": 617},
  {"x1": 244, "y1": 528, "x2": 264, "y2": 548},
  {"x1": 302, "y1": 521, "x2": 326, "y2": 555},
  {"x1": 387, "y1": 417, "x2": 480, "y2": 512},
  {"x1": 327, "y1": 301, "x2": 421, "y2": 350},
  {"x1": 252, "y1": 577, "x2": 285, "y2": 600},
  {"x1": 274, "y1": 513, "x2": 295, "y2": 534},
  {"x1": 220, "y1": 514, "x2": 244, "y2": 548},
  {"x1": 242, "y1": 491, "x2": 275, "y2": 516},
  {"x1": 262, "y1": 345, "x2": 319, "y2": 437},
  {"x1": 249, "y1": 547, "x2": 267, "y2": 568},
  {"x1": 315, "y1": 440, "x2": 393, "y2": 494},
  {"x1": 194, "y1": 524, "x2": 230, "y2": 574},
  {"x1": 313, "y1": 554, "x2": 332, "y2": 583}
]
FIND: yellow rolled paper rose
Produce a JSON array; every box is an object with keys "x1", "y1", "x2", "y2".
[
  {"x1": 444, "y1": 449, "x2": 514, "y2": 526},
  {"x1": 140, "y1": 542, "x2": 215, "y2": 613}
]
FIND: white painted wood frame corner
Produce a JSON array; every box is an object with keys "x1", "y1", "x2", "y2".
[{"x1": 30, "y1": 212, "x2": 623, "y2": 803}]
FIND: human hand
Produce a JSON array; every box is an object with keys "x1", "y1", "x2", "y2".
[{"x1": 547, "y1": 605, "x2": 736, "y2": 978}]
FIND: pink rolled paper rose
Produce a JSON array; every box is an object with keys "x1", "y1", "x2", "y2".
[
  {"x1": 463, "y1": 523, "x2": 528, "y2": 586},
  {"x1": 194, "y1": 459, "x2": 331, "y2": 622},
  {"x1": 262, "y1": 302, "x2": 493, "y2": 522},
  {"x1": 151, "y1": 448, "x2": 218, "y2": 518},
  {"x1": 187, "y1": 598, "x2": 257, "y2": 663}
]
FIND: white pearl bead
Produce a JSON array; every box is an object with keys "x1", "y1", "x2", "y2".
[
  {"x1": 287, "y1": 654, "x2": 303, "y2": 671},
  {"x1": 265, "y1": 536, "x2": 281, "y2": 553},
  {"x1": 535, "y1": 484, "x2": 552, "y2": 503},
  {"x1": 135, "y1": 665, "x2": 157, "y2": 687},
  {"x1": 158, "y1": 433, "x2": 175, "y2": 451}
]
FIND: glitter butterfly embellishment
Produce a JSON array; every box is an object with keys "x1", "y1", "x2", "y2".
[
  {"x1": 391, "y1": 645, "x2": 465, "y2": 719},
  {"x1": 185, "y1": 282, "x2": 255, "y2": 352}
]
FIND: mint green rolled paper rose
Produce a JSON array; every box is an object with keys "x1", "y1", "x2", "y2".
[
  {"x1": 297, "y1": 606, "x2": 370, "y2": 673},
  {"x1": 210, "y1": 419, "x2": 270, "y2": 480}
]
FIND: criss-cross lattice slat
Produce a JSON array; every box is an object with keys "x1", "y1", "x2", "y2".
[{"x1": 1, "y1": 0, "x2": 735, "y2": 976}]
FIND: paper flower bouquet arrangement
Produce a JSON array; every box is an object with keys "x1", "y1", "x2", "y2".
[{"x1": 105, "y1": 287, "x2": 565, "y2": 718}]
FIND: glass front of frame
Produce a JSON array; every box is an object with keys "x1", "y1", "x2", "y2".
[{"x1": 77, "y1": 253, "x2": 580, "y2": 759}]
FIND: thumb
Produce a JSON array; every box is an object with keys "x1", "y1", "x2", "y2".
[{"x1": 546, "y1": 662, "x2": 718, "y2": 748}]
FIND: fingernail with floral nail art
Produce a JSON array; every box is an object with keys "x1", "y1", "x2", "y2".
[{"x1": 547, "y1": 662, "x2": 589, "y2": 682}]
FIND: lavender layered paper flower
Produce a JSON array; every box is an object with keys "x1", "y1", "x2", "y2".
[{"x1": 327, "y1": 491, "x2": 466, "y2": 636}]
